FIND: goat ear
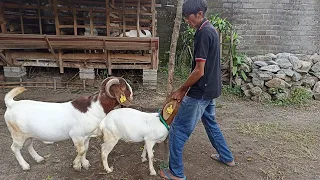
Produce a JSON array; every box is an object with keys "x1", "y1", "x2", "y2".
[{"x1": 113, "y1": 88, "x2": 131, "y2": 106}]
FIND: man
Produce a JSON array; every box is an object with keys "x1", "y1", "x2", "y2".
[{"x1": 159, "y1": 0, "x2": 235, "y2": 179}]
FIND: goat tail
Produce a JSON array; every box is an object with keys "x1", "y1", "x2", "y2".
[{"x1": 4, "y1": 86, "x2": 26, "y2": 107}]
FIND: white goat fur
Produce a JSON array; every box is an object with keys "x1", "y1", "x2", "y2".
[
  {"x1": 4, "y1": 78, "x2": 132, "y2": 171},
  {"x1": 119, "y1": 30, "x2": 152, "y2": 37},
  {"x1": 98, "y1": 108, "x2": 168, "y2": 176}
]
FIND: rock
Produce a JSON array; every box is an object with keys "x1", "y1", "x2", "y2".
[
  {"x1": 254, "y1": 61, "x2": 268, "y2": 67},
  {"x1": 275, "y1": 58, "x2": 292, "y2": 68},
  {"x1": 295, "y1": 54, "x2": 312, "y2": 62},
  {"x1": 250, "y1": 87, "x2": 263, "y2": 96},
  {"x1": 252, "y1": 77, "x2": 264, "y2": 88},
  {"x1": 310, "y1": 53, "x2": 320, "y2": 63},
  {"x1": 260, "y1": 65, "x2": 280, "y2": 72},
  {"x1": 266, "y1": 53, "x2": 277, "y2": 60},
  {"x1": 289, "y1": 56, "x2": 302, "y2": 70},
  {"x1": 275, "y1": 92, "x2": 289, "y2": 100},
  {"x1": 251, "y1": 95, "x2": 262, "y2": 102},
  {"x1": 244, "y1": 77, "x2": 252, "y2": 83},
  {"x1": 276, "y1": 53, "x2": 292, "y2": 59},
  {"x1": 291, "y1": 81, "x2": 303, "y2": 87},
  {"x1": 292, "y1": 71, "x2": 302, "y2": 82},
  {"x1": 301, "y1": 75, "x2": 317, "y2": 88},
  {"x1": 313, "y1": 81, "x2": 320, "y2": 93},
  {"x1": 247, "y1": 83, "x2": 255, "y2": 89},
  {"x1": 261, "y1": 92, "x2": 272, "y2": 102},
  {"x1": 252, "y1": 64, "x2": 260, "y2": 69},
  {"x1": 265, "y1": 78, "x2": 291, "y2": 89},
  {"x1": 235, "y1": 77, "x2": 243, "y2": 86},
  {"x1": 268, "y1": 87, "x2": 278, "y2": 95},
  {"x1": 297, "y1": 61, "x2": 313, "y2": 73},
  {"x1": 274, "y1": 73, "x2": 286, "y2": 80},
  {"x1": 284, "y1": 76, "x2": 292, "y2": 82},
  {"x1": 257, "y1": 71, "x2": 273, "y2": 80},
  {"x1": 281, "y1": 69, "x2": 294, "y2": 77},
  {"x1": 311, "y1": 62, "x2": 320, "y2": 72},
  {"x1": 266, "y1": 60, "x2": 278, "y2": 65},
  {"x1": 252, "y1": 55, "x2": 272, "y2": 62},
  {"x1": 243, "y1": 90, "x2": 252, "y2": 97},
  {"x1": 310, "y1": 72, "x2": 320, "y2": 79},
  {"x1": 314, "y1": 93, "x2": 320, "y2": 101}
]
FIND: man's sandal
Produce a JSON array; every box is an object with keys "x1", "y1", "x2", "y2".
[{"x1": 210, "y1": 154, "x2": 236, "y2": 167}]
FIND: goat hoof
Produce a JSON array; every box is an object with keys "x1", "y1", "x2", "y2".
[
  {"x1": 105, "y1": 166, "x2": 113, "y2": 173},
  {"x1": 150, "y1": 170, "x2": 157, "y2": 176},
  {"x1": 141, "y1": 157, "x2": 147, "y2": 163},
  {"x1": 73, "y1": 163, "x2": 82, "y2": 171},
  {"x1": 22, "y1": 163, "x2": 30, "y2": 171},
  {"x1": 82, "y1": 160, "x2": 91, "y2": 170},
  {"x1": 35, "y1": 156, "x2": 45, "y2": 163}
]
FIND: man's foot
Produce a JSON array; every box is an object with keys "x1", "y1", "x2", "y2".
[
  {"x1": 158, "y1": 168, "x2": 186, "y2": 180},
  {"x1": 211, "y1": 154, "x2": 235, "y2": 167}
]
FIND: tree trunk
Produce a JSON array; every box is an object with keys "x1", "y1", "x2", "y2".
[{"x1": 163, "y1": 0, "x2": 183, "y2": 166}]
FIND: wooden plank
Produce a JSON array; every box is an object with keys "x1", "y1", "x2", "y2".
[
  {"x1": 0, "y1": 52, "x2": 13, "y2": 65},
  {"x1": 89, "y1": 9, "x2": 93, "y2": 35},
  {"x1": 122, "y1": 0, "x2": 126, "y2": 37},
  {"x1": 3, "y1": 3, "x2": 51, "y2": 10},
  {"x1": 19, "y1": 2, "x2": 25, "y2": 34},
  {"x1": 151, "y1": 0, "x2": 155, "y2": 37},
  {"x1": 0, "y1": 3, "x2": 6, "y2": 33},
  {"x1": 107, "y1": 50, "x2": 112, "y2": 75},
  {"x1": 106, "y1": 0, "x2": 110, "y2": 36},
  {"x1": 73, "y1": 8, "x2": 77, "y2": 35},
  {"x1": 53, "y1": 0, "x2": 60, "y2": 35},
  {"x1": 37, "y1": 0, "x2": 43, "y2": 34},
  {"x1": 59, "y1": 50, "x2": 64, "y2": 73},
  {"x1": 137, "y1": 0, "x2": 140, "y2": 37}
]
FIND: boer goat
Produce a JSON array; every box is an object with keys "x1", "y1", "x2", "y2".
[{"x1": 3, "y1": 77, "x2": 133, "y2": 171}]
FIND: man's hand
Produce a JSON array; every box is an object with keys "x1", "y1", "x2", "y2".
[{"x1": 171, "y1": 88, "x2": 187, "y2": 102}]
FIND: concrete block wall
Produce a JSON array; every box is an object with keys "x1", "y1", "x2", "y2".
[{"x1": 207, "y1": 0, "x2": 320, "y2": 55}]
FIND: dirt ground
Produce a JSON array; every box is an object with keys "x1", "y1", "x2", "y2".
[{"x1": 0, "y1": 73, "x2": 319, "y2": 180}]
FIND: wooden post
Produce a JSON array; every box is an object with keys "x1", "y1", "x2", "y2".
[
  {"x1": 151, "y1": 0, "x2": 156, "y2": 37},
  {"x1": 106, "y1": 0, "x2": 110, "y2": 36},
  {"x1": 122, "y1": 0, "x2": 126, "y2": 37},
  {"x1": 219, "y1": 32, "x2": 222, "y2": 61},
  {"x1": 53, "y1": 0, "x2": 60, "y2": 35},
  {"x1": 37, "y1": 0, "x2": 43, "y2": 34},
  {"x1": 107, "y1": 50, "x2": 112, "y2": 75},
  {"x1": 136, "y1": 0, "x2": 140, "y2": 37},
  {"x1": 89, "y1": 9, "x2": 93, "y2": 35},
  {"x1": 19, "y1": 2, "x2": 24, "y2": 34},
  {"x1": 229, "y1": 30, "x2": 234, "y2": 86},
  {"x1": 0, "y1": 3, "x2": 6, "y2": 33},
  {"x1": 73, "y1": 8, "x2": 77, "y2": 35},
  {"x1": 58, "y1": 51, "x2": 64, "y2": 73}
]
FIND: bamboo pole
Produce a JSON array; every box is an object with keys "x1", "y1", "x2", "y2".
[
  {"x1": 73, "y1": 8, "x2": 77, "y2": 35},
  {"x1": 37, "y1": 0, "x2": 43, "y2": 34},
  {"x1": 164, "y1": 0, "x2": 183, "y2": 165},
  {"x1": 122, "y1": 0, "x2": 126, "y2": 37},
  {"x1": 136, "y1": 0, "x2": 140, "y2": 37},
  {"x1": 53, "y1": 0, "x2": 60, "y2": 35},
  {"x1": 0, "y1": 3, "x2": 6, "y2": 33},
  {"x1": 106, "y1": 0, "x2": 110, "y2": 36}
]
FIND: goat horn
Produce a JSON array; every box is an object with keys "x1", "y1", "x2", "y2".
[{"x1": 105, "y1": 78, "x2": 120, "y2": 98}]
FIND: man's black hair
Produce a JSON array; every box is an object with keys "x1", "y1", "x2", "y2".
[{"x1": 182, "y1": 0, "x2": 208, "y2": 17}]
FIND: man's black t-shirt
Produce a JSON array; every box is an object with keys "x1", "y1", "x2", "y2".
[{"x1": 186, "y1": 18, "x2": 222, "y2": 100}]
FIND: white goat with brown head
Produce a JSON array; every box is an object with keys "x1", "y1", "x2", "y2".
[{"x1": 3, "y1": 77, "x2": 133, "y2": 171}]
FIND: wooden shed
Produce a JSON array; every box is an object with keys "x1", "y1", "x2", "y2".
[{"x1": 0, "y1": 0, "x2": 159, "y2": 87}]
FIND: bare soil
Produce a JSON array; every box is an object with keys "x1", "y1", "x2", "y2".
[{"x1": 0, "y1": 73, "x2": 319, "y2": 180}]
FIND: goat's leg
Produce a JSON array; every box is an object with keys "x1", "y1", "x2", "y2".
[
  {"x1": 11, "y1": 136, "x2": 30, "y2": 170},
  {"x1": 81, "y1": 137, "x2": 91, "y2": 170},
  {"x1": 141, "y1": 144, "x2": 147, "y2": 162},
  {"x1": 145, "y1": 141, "x2": 157, "y2": 176},
  {"x1": 101, "y1": 132, "x2": 119, "y2": 173},
  {"x1": 25, "y1": 138, "x2": 44, "y2": 163},
  {"x1": 72, "y1": 137, "x2": 86, "y2": 171}
]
